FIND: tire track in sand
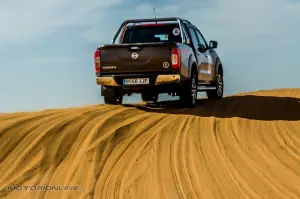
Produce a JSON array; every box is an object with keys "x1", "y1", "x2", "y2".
[
  {"x1": 95, "y1": 114, "x2": 178, "y2": 199},
  {"x1": 171, "y1": 115, "x2": 198, "y2": 199}
]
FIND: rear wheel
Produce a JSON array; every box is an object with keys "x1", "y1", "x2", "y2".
[
  {"x1": 103, "y1": 88, "x2": 123, "y2": 105},
  {"x1": 141, "y1": 93, "x2": 158, "y2": 104},
  {"x1": 206, "y1": 69, "x2": 223, "y2": 100},
  {"x1": 180, "y1": 70, "x2": 197, "y2": 107}
]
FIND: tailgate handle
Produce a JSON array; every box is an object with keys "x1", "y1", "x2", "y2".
[{"x1": 129, "y1": 46, "x2": 141, "y2": 51}]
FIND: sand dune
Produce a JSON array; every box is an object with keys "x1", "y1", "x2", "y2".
[{"x1": 0, "y1": 88, "x2": 300, "y2": 199}]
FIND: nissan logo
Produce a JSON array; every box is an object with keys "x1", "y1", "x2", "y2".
[
  {"x1": 131, "y1": 52, "x2": 138, "y2": 59},
  {"x1": 162, "y1": 62, "x2": 169, "y2": 68}
]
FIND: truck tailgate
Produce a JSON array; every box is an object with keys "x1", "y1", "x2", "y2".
[{"x1": 99, "y1": 43, "x2": 173, "y2": 74}]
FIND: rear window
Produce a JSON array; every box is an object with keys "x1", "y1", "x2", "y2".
[{"x1": 122, "y1": 24, "x2": 182, "y2": 43}]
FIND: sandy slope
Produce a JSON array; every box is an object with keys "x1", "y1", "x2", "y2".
[{"x1": 0, "y1": 88, "x2": 300, "y2": 199}]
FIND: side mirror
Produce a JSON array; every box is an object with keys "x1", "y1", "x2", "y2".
[
  {"x1": 209, "y1": 40, "x2": 218, "y2": 49},
  {"x1": 197, "y1": 44, "x2": 206, "y2": 53}
]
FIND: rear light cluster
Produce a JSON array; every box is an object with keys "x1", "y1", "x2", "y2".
[
  {"x1": 94, "y1": 49, "x2": 100, "y2": 73},
  {"x1": 171, "y1": 48, "x2": 181, "y2": 68}
]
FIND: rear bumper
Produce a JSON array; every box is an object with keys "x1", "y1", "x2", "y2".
[
  {"x1": 96, "y1": 74, "x2": 182, "y2": 94},
  {"x1": 96, "y1": 76, "x2": 118, "y2": 86},
  {"x1": 96, "y1": 74, "x2": 180, "y2": 86}
]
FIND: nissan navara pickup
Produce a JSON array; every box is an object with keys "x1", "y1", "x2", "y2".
[{"x1": 94, "y1": 17, "x2": 224, "y2": 107}]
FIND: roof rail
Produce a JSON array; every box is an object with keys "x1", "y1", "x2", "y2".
[{"x1": 122, "y1": 17, "x2": 183, "y2": 24}]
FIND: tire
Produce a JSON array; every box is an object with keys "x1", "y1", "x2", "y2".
[
  {"x1": 103, "y1": 88, "x2": 123, "y2": 105},
  {"x1": 206, "y1": 68, "x2": 223, "y2": 100},
  {"x1": 179, "y1": 70, "x2": 197, "y2": 107},
  {"x1": 141, "y1": 93, "x2": 158, "y2": 104}
]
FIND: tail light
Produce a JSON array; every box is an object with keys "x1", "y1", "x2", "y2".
[
  {"x1": 171, "y1": 48, "x2": 181, "y2": 68},
  {"x1": 94, "y1": 49, "x2": 100, "y2": 73}
]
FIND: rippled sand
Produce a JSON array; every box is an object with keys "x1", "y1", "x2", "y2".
[{"x1": 0, "y1": 88, "x2": 300, "y2": 199}]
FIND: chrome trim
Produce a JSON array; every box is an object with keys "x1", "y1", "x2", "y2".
[
  {"x1": 96, "y1": 77, "x2": 118, "y2": 86},
  {"x1": 155, "y1": 74, "x2": 180, "y2": 85},
  {"x1": 197, "y1": 86, "x2": 216, "y2": 90}
]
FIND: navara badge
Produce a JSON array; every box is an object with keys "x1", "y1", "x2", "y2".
[{"x1": 163, "y1": 62, "x2": 169, "y2": 68}]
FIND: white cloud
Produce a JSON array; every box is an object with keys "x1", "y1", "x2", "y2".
[
  {"x1": 178, "y1": 0, "x2": 299, "y2": 43},
  {"x1": 2, "y1": 0, "x2": 299, "y2": 46},
  {"x1": 0, "y1": 0, "x2": 123, "y2": 45}
]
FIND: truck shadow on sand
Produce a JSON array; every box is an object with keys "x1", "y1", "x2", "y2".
[{"x1": 123, "y1": 95, "x2": 300, "y2": 121}]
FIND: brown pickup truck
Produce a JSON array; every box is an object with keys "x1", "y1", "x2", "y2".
[{"x1": 94, "y1": 17, "x2": 224, "y2": 107}]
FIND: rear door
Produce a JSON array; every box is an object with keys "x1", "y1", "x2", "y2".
[
  {"x1": 194, "y1": 29, "x2": 213, "y2": 82},
  {"x1": 187, "y1": 27, "x2": 207, "y2": 81}
]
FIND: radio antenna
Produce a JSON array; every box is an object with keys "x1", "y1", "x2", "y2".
[{"x1": 154, "y1": 8, "x2": 157, "y2": 23}]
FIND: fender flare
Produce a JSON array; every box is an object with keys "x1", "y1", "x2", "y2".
[
  {"x1": 215, "y1": 56, "x2": 223, "y2": 77},
  {"x1": 188, "y1": 53, "x2": 197, "y2": 78}
]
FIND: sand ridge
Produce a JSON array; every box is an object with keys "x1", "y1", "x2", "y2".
[{"x1": 0, "y1": 88, "x2": 300, "y2": 199}]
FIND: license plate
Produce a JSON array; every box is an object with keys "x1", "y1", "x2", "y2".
[{"x1": 123, "y1": 78, "x2": 150, "y2": 85}]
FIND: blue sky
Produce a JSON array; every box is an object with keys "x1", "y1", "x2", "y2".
[{"x1": 1, "y1": 0, "x2": 300, "y2": 112}]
